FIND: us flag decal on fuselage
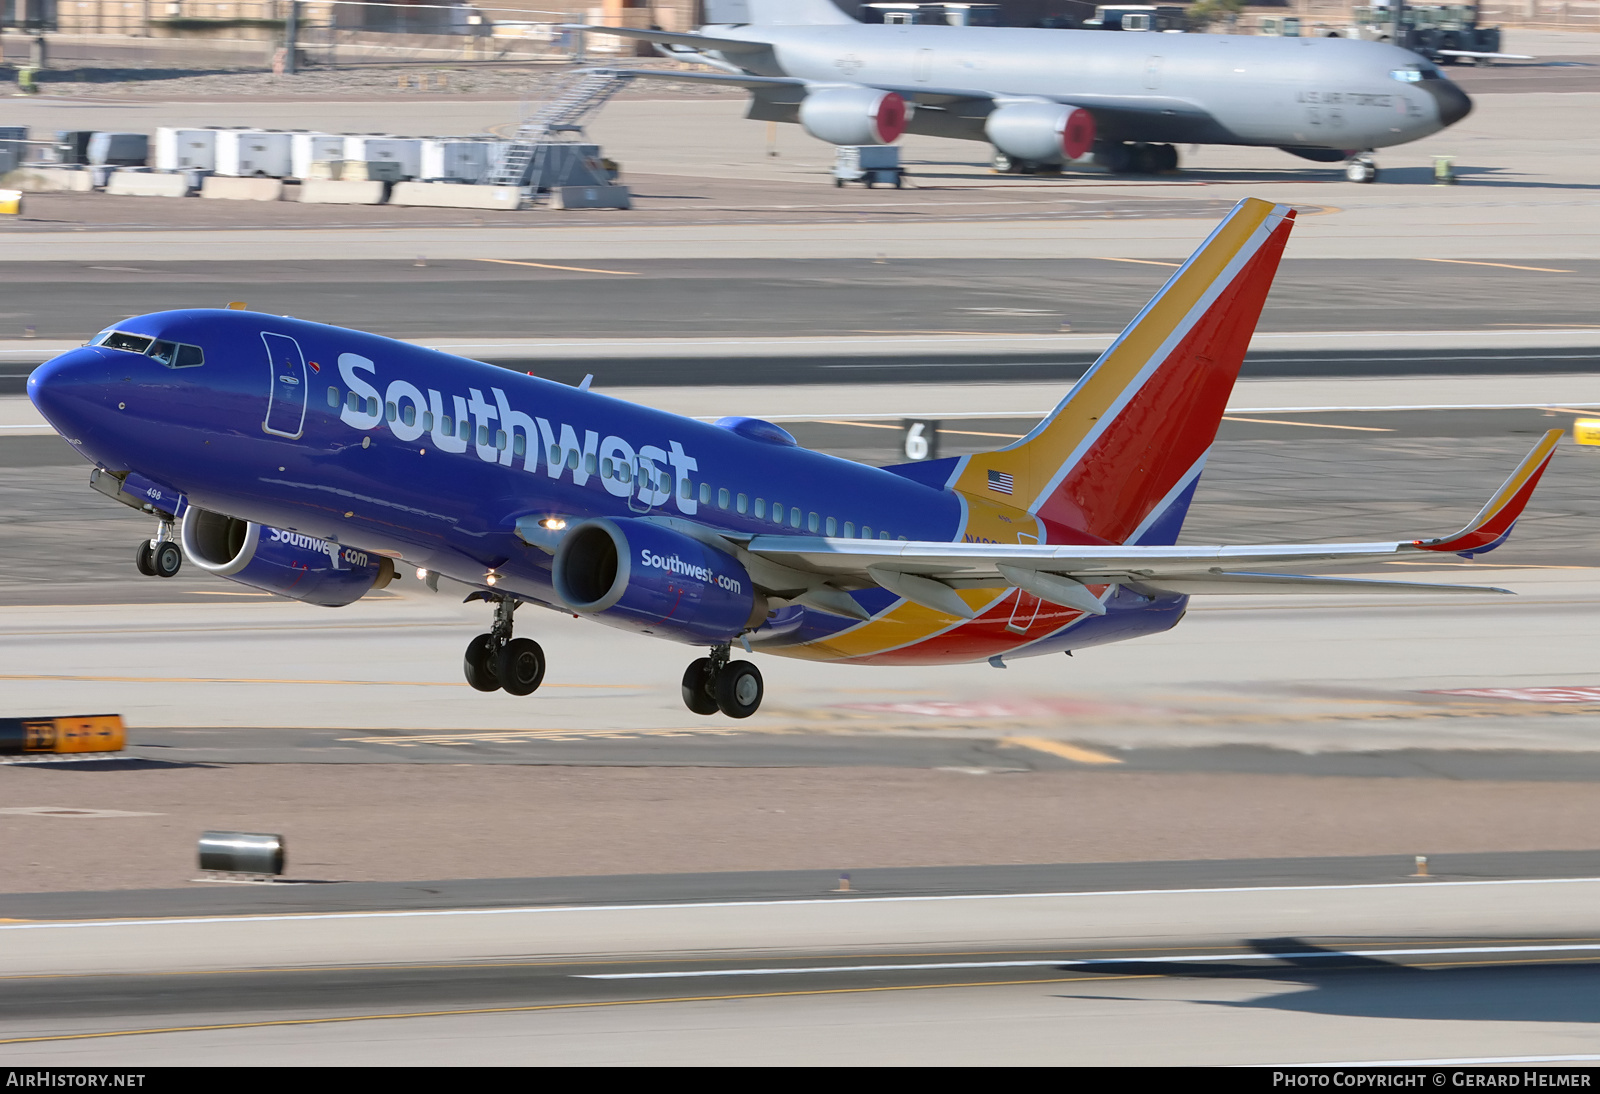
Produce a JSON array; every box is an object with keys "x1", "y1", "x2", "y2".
[{"x1": 987, "y1": 469, "x2": 1014, "y2": 494}]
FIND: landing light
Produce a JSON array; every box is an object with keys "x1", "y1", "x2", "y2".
[
  {"x1": 486, "y1": 573, "x2": 499, "y2": 587},
  {"x1": 539, "y1": 517, "x2": 568, "y2": 531},
  {"x1": 416, "y1": 568, "x2": 428, "y2": 581}
]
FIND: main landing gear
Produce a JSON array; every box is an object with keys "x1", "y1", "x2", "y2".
[
  {"x1": 1345, "y1": 154, "x2": 1380, "y2": 184},
  {"x1": 681, "y1": 643, "x2": 764, "y2": 719},
  {"x1": 134, "y1": 520, "x2": 182, "y2": 579},
  {"x1": 462, "y1": 593, "x2": 546, "y2": 696}
]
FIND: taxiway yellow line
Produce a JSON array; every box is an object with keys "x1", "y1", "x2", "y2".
[
  {"x1": 476, "y1": 258, "x2": 640, "y2": 276},
  {"x1": 1221, "y1": 416, "x2": 1393, "y2": 432},
  {"x1": 1415, "y1": 259, "x2": 1573, "y2": 274},
  {"x1": 1001, "y1": 737, "x2": 1123, "y2": 765},
  {"x1": 1096, "y1": 257, "x2": 1181, "y2": 267},
  {"x1": 0, "y1": 973, "x2": 1159, "y2": 1045}
]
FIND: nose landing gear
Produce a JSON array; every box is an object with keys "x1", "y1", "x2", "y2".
[
  {"x1": 134, "y1": 520, "x2": 182, "y2": 579},
  {"x1": 681, "y1": 643, "x2": 764, "y2": 719},
  {"x1": 462, "y1": 593, "x2": 546, "y2": 696}
]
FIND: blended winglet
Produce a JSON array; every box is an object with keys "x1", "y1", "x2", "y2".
[{"x1": 1414, "y1": 429, "x2": 1562, "y2": 557}]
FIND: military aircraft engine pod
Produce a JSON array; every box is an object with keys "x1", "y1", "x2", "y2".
[
  {"x1": 798, "y1": 87, "x2": 909, "y2": 146},
  {"x1": 198, "y1": 831, "x2": 285, "y2": 876},
  {"x1": 552, "y1": 518, "x2": 768, "y2": 643},
  {"x1": 179, "y1": 507, "x2": 395, "y2": 607},
  {"x1": 984, "y1": 103, "x2": 1097, "y2": 165}
]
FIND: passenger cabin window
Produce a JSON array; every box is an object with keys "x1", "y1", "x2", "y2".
[
  {"x1": 457, "y1": 420, "x2": 470, "y2": 442},
  {"x1": 755, "y1": 498, "x2": 766, "y2": 519},
  {"x1": 698, "y1": 483, "x2": 710, "y2": 505},
  {"x1": 825, "y1": 517, "x2": 837, "y2": 536},
  {"x1": 327, "y1": 387, "x2": 340, "y2": 408},
  {"x1": 513, "y1": 434, "x2": 526, "y2": 457},
  {"x1": 807, "y1": 512, "x2": 820, "y2": 533},
  {"x1": 422, "y1": 411, "x2": 434, "y2": 432},
  {"x1": 736, "y1": 493, "x2": 749, "y2": 515},
  {"x1": 844, "y1": 522, "x2": 855, "y2": 537},
  {"x1": 861, "y1": 526, "x2": 872, "y2": 539},
  {"x1": 386, "y1": 402, "x2": 398, "y2": 423},
  {"x1": 347, "y1": 391, "x2": 361, "y2": 412},
  {"x1": 585, "y1": 453, "x2": 598, "y2": 475},
  {"x1": 402, "y1": 405, "x2": 416, "y2": 428},
  {"x1": 772, "y1": 503, "x2": 784, "y2": 524},
  {"x1": 717, "y1": 488, "x2": 730, "y2": 510},
  {"x1": 790, "y1": 509, "x2": 802, "y2": 529},
  {"x1": 680, "y1": 478, "x2": 692, "y2": 500},
  {"x1": 496, "y1": 430, "x2": 509, "y2": 451},
  {"x1": 367, "y1": 397, "x2": 379, "y2": 418}
]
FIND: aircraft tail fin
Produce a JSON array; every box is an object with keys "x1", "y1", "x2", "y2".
[
  {"x1": 948, "y1": 197, "x2": 1296, "y2": 546},
  {"x1": 704, "y1": 0, "x2": 857, "y2": 26}
]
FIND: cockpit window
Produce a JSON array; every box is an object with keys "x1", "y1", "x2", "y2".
[
  {"x1": 1392, "y1": 66, "x2": 1442, "y2": 83},
  {"x1": 92, "y1": 331, "x2": 204, "y2": 367},
  {"x1": 94, "y1": 331, "x2": 154, "y2": 354}
]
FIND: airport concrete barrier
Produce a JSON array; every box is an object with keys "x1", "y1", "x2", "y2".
[
  {"x1": 200, "y1": 176, "x2": 284, "y2": 202},
  {"x1": 299, "y1": 178, "x2": 387, "y2": 205},
  {"x1": 390, "y1": 181, "x2": 520, "y2": 210},
  {"x1": 550, "y1": 184, "x2": 631, "y2": 210},
  {"x1": 0, "y1": 167, "x2": 93, "y2": 193},
  {"x1": 106, "y1": 171, "x2": 192, "y2": 198}
]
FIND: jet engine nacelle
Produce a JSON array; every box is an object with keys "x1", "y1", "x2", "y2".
[
  {"x1": 552, "y1": 517, "x2": 767, "y2": 643},
  {"x1": 180, "y1": 507, "x2": 394, "y2": 607},
  {"x1": 798, "y1": 86, "x2": 908, "y2": 146},
  {"x1": 984, "y1": 102, "x2": 1096, "y2": 163}
]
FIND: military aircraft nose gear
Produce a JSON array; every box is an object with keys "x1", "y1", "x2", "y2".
[
  {"x1": 681, "y1": 643, "x2": 764, "y2": 718},
  {"x1": 462, "y1": 593, "x2": 545, "y2": 696},
  {"x1": 135, "y1": 521, "x2": 182, "y2": 579}
]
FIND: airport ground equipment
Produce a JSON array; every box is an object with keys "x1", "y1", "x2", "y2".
[
  {"x1": 1345, "y1": 4, "x2": 1518, "y2": 65},
  {"x1": 343, "y1": 135, "x2": 422, "y2": 180},
  {"x1": 290, "y1": 133, "x2": 346, "y2": 178},
  {"x1": 0, "y1": 716, "x2": 125, "y2": 757},
  {"x1": 86, "y1": 132, "x2": 148, "y2": 168},
  {"x1": 833, "y1": 145, "x2": 904, "y2": 188},
  {"x1": 0, "y1": 189, "x2": 18, "y2": 215},
  {"x1": 198, "y1": 832, "x2": 285, "y2": 878},
  {"x1": 485, "y1": 69, "x2": 634, "y2": 189},
  {"x1": 155, "y1": 128, "x2": 218, "y2": 173},
  {"x1": 419, "y1": 138, "x2": 500, "y2": 183}
]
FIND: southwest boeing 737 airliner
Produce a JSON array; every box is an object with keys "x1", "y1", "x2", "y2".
[{"x1": 28, "y1": 198, "x2": 1558, "y2": 719}]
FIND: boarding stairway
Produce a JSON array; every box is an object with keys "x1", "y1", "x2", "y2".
[{"x1": 485, "y1": 69, "x2": 635, "y2": 188}]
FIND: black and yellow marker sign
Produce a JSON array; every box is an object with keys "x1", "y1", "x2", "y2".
[{"x1": 0, "y1": 716, "x2": 125, "y2": 755}]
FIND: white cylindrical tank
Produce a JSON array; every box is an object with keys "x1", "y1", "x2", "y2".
[
  {"x1": 214, "y1": 129, "x2": 293, "y2": 177},
  {"x1": 290, "y1": 133, "x2": 346, "y2": 178},
  {"x1": 155, "y1": 128, "x2": 217, "y2": 172}
]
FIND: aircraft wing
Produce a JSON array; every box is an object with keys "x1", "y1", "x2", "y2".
[{"x1": 736, "y1": 430, "x2": 1561, "y2": 620}]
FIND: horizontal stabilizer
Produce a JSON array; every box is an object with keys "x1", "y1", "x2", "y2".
[{"x1": 568, "y1": 25, "x2": 769, "y2": 53}]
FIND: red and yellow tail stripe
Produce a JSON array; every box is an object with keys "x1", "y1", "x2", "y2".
[{"x1": 947, "y1": 197, "x2": 1296, "y2": 545}]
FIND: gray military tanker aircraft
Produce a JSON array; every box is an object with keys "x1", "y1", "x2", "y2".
[{"x1": 582, "y1": 0, "x2": 1472, "y2": 182}]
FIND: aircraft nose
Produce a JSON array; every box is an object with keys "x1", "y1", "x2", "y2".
[
  {"x1": 28, "y1": 347, "x2": 112, "y2": 436},
  {"x1": 1427, "y1": 79, "x2": 1473, "y2": 127}
]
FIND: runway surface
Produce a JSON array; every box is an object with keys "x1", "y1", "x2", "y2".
[{"x1": 4, "y1": 863, "x2": 1600, "y2": 1065}]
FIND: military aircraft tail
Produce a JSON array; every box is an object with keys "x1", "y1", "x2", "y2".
[
  {"x1": 704, "y1": 0, "x2": 857, "y2": 25},
  {"x1": 951, "y1": 197, "x2": 1296, "y2": 546}
]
